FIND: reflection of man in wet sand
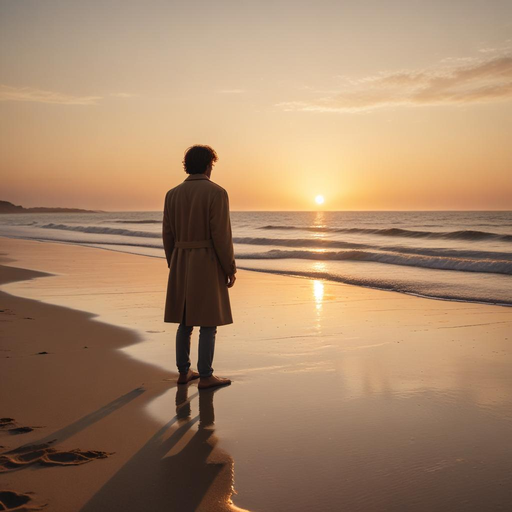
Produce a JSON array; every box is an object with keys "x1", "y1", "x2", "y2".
[
  {"x1": 82, "y1": 385, "x2": 249, "y2": 511},
  {"x1": 163, "y1": 145, "x2": 236, "y2": 389},
  {"x1": 175, "y1": 386, "x2": 250, "y2": 511}
]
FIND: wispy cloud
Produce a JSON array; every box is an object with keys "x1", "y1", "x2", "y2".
[
  {"x1": 278, "y1": 54, "x2": 512, "y2": 113},
  {"x1": 478, "y1": 40, "x2": 512, "y2": 55},
  {"x1": 0, "y1": 85, "x2": 102, "y2": 105}
]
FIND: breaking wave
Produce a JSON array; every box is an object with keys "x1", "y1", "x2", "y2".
[
  {"x1": 260, "y1": 225, "x2": 512, "y2": 242},
  {"x1": 234, "y1": 237, "x2": 512, "y2": 261},
  {"x1": 237, "y1": 249, "x2": 512, "y2": 275},
  {"x1": 40, "y1": 223, "x2": 160, "y2": 238}
]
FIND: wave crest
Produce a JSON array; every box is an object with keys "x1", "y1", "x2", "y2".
[
  {"x1": 40, "y1": 223, "x2": 160, "y2": 238},
  {"x1": 237, "y1": 249, "x2": 512, "y2": 275},
  {"x1": 234, "y1": 237, "x2": 512, "y2": 261},
  {"x1": 260, "y1": 225, "x2": 512, "y2": 242}
]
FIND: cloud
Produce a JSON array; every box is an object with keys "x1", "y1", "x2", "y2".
[
  {"x1": 0, "y1": 85, "x2": 101, "y2": 105},
  {"x1": 478, "y1": 40, "x2": 512, "y2": 54},
  {"x1": 278, "y1": 54, "x2": 512, "y2": 113}
]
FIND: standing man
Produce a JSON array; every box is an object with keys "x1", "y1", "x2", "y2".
[{"x1": 163, "y1": 145, "x2": 236, "y2": 389}]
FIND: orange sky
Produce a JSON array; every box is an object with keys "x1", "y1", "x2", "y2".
[{"x1": 1, "y1": 1, "x2": 511, "y2": 211}]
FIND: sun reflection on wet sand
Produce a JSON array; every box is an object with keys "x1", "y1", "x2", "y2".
[
  {"x1": 312, "y1": 277, "x2": 325, "y2": 335},
  {"x1": 313, "y1": 280, "x2": 324, "y2": 311}
]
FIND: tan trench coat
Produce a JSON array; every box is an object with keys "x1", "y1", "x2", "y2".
[{"x1": 162, "y1": 174, "x2": 236, "y2": 326}]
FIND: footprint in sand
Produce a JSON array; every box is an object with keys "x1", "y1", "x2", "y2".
[
  {"x1": 0, "y1": 418, "x2": 43, "y2": 435},
  {"x1": 0, "y1": 490, "x2": 45, "y2": 511},
  {"x1": 0, "y1": 441, "x2": 113, "y2": 473},
  {"x1": 8, "y1": 427, "x2": 38, "y2": 435},
  {"x1": 0, "y1": 418, "x2": 16, "y2": 429}
]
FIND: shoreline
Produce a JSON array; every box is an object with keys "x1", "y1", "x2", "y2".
[
  {"x1": 1, "y1": 234, "x2": 510, "y2": 309},
  {"x1": 238, "y1": 265, "x2": 512, "y2": 308},
  {"x1": 1, "y1": 237, "x2": 512, "y2": 511}
]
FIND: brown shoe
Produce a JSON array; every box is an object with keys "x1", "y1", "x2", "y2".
[
  {"x1": 198, "y1": 375, "x2": 231, "y2": 390},
  {"x1": 177, "y1": 370, "x2": 200, "y2": 385}
]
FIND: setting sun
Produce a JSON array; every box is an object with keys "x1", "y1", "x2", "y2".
[{"x1": 315, "y1": 195, "x2": 325, "y2": 205}]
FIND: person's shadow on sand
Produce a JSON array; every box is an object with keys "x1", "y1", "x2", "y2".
[{"x1": 81, "y1": 385, "x2": 246, "y2": 512}]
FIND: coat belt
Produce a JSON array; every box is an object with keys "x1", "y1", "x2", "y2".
[{"x1": 174, "y1": 239, "x2": 213, "y2": 249}]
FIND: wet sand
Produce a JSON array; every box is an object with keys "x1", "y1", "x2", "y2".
[
  {"x1": 0, "y1": 239, "x2": 244, "y2": 511},
  {"x1": 1, "y1": 237, "x2": 512, "y2": 511}
]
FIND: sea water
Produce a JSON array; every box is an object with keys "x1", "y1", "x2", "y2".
[{"x1": 1, "y1": 210, "x2": 511, "y2": 306}]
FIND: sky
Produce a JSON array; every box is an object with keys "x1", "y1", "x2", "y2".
[{"x1": 1, "y1": 0, "x2": 511, "y2": 211}]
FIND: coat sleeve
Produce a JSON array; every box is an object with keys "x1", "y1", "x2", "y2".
[
  {"x1": 210, "y1": 189, "x2": 237, "y2": 276},
  {"x1": 162, "y1": 192, "x2": 174, "y2": 268}
]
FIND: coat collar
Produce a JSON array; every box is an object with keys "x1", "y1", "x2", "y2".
[{"x1": 184, "y1": 174, "x2": 210, "y2": 181}]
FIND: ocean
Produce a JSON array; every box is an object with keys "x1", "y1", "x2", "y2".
[{"x1": 1, "y1": 210, "x2": 511, "y2": 306}]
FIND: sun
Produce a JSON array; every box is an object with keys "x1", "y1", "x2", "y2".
[{"x1": 315, "y1": 195, "x2": 325, "y2": 205}]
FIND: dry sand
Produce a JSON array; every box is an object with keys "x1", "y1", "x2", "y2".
[{"x1": 1, "y1": 237, "x2": 512, "y2": 511}]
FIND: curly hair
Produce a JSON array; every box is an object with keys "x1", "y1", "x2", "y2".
[{"x1": 182, "y1": 145, "x2": 218, "y2": 175}]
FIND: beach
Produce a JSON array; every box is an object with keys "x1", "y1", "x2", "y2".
[
  {"x1": 1, "y1": 236, "x2": 512, "y2": 511},
  {"x1": 2, "y1": 0, "x2": 511, "y2": 509}
]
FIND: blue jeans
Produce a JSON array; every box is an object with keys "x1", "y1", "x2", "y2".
[{"x1": 176, "y1": 324, "x2": 217, "y2": 378}]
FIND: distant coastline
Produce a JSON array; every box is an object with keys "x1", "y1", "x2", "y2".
[{"x1": 0, "y1": 200, "x2": 100, "y2": 214}]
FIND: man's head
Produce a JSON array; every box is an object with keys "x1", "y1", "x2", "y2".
[{"x1": 183, "y1": 145, "x2": 218, "y2": 175}]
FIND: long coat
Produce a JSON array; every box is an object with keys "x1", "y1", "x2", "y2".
[{"x1": 162, "y1": 174, "x2": 236, "y2": 326}]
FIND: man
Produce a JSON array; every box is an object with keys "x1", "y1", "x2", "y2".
[{"x1": 163, "y1": 145, "x2": 236, "y2": 390}]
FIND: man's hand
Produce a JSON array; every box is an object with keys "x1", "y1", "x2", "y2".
[{"x1": 226, "y1": 274, "x2": 236, "y2": 288}]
